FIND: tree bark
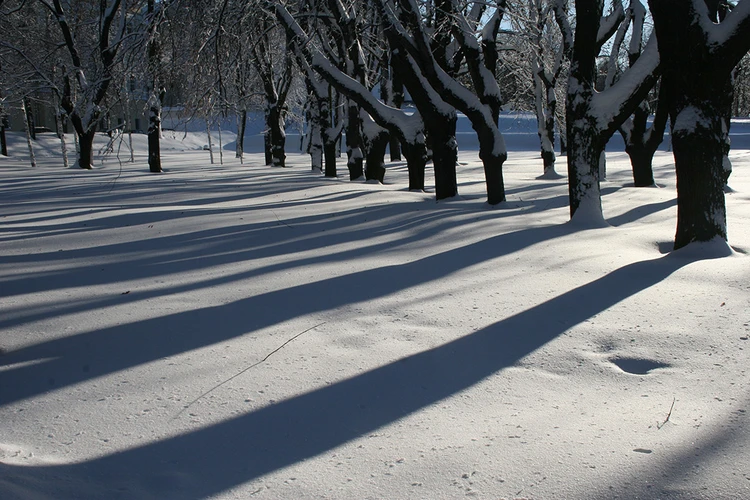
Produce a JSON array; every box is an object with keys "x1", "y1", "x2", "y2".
[
  {"x1": 267, "y1": 103, "x2": 287, "y2": 167},
  {"x1": 648, "y1": 0, "x2": 750, "y2": 248},
  {"x1": 148, "y1": 92, "x2": 163, "y2": 172},
  {"x1": 364, "y1": 125, "x2": 389, "y2": 183},
  {"x1": 236, "y1": 109, "x2": 246, "y2": 162},
  {"x1": 78, "y1": 129, "x2": 96, "y2": 171}
]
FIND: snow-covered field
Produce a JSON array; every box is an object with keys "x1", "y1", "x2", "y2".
[{"x1": 1, "y1": 121, "x2": 750, "y2": 499}]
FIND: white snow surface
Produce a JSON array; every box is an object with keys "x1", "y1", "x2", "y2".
[{"x1": 1, "y1": 125, "x2": 750, "y2": 500}]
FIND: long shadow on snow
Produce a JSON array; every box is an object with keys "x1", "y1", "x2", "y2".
[
  {"x1": 0, "y1": 220, "x2": 572, "y2": 404},
  {"x1": 0, "y1": 251, "x2": 706, "y2": 499},
  {"x1": 0, "y1": 194, "x2": 569, "y2": 328}
]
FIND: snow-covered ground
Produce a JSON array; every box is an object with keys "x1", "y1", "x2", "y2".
[{"x1": 1, "y1": 121, "x2": 749, "y2": 499}]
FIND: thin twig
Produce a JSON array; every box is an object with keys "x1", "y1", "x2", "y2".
[
  {"x1": 657, "y1": 397, "x2": 676, "y2": 429},
  {"x1": 173, "y1": 321, "x2": 326, "y2": 420},
  {"x1": 272, "y1": 210, "x2": 294, "y2": 229}
]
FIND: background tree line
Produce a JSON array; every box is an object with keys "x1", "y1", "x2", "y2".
[{"x1": 1, "y1": 0, "x2": 749, "y2": 250}]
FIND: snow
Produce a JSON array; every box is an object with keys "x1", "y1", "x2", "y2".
[
  {"x1": 1, "y1": 122, "x2": 750, "y2": 499},
  {"x1": 673, "y1": 105, "x2": 711, "y2": 135}
]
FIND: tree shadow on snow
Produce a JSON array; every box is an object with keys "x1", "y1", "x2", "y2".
[{"x1": 0, "y1": 249, "x2": 719, "y2": 499}]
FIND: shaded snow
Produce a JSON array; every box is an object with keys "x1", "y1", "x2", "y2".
[{"x1": 1, "y1": 125, "x2": 750, "y2": 499}]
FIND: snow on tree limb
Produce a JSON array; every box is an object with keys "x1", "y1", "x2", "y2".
[{"x1": 592, "y1": 34, "x2": 660, "y2": 135}]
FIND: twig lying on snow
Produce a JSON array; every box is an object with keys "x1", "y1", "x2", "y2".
[
  {"x1": 657, "y1": 397, "x2": 676, "y2": 429},
  {"x1": 172, "y1": 321, "x2": 327, "y2": 420},
  {"x1": 272, "y1": 210, "x2": 294, "y2": 229}
]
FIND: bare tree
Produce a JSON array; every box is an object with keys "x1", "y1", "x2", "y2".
[
  {"x1": 648, "y1": 0, "x2": 750, "y2": 249},
  {"x1": 45, "y1": 0, "x2": 127, "y2": 170},
  {"x1": 553, "y1": 0, "x2": 659, "y2": 222}
]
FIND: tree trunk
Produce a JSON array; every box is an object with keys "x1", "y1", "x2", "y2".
[
  {"x1": 426, "y1": 116, "x2": 458, "y2": 200},
  {"x1": 402, "y1": 140, "x2": 427, "y2": 192},
  {"x1": 671, "y1": 97, "x2": 729, "y2": 249},
  {"x1": 345, "y1": 102, "x2": 364, "y2": 180},
  {"x1": 389, "y1": 64, "x2": 404, "y2": 162},
  {"x1": 21, "y1": 99, "x2": 36, "y2": 168},
  {"x1": 264, "y1": 131, "x2": 273, "y2": 165},
  {"x1": 647, "y1": 0, "x2": 750, "y2": 249},
  {"x1": 55, "y1": 108, "x2": 69, "y2": 169},
  {"x1": 236, "y1": 109, "x2": 247, "y2": 163},
  {"x1": 148, "y1": 92, "x2": 162, "y2": 173},
  {"x1": 78, "y1": 130, "x2": 96, "y2": 170},
  {"x1": 626, "y1": 145, "x2": 655, "y2": 187},
  {"x1": 0, "y1": 124, "x2": 6, "y2": 157},
  {"x1": 0, "y1": 94, "x2": 7, "y2": 156},
  {"x1": 25, "y1": 98, "x2": 36, "y2": 141},
  {"x1": 218, "y1": 121, "x2": 224, "y2": 166},
  {"x1": 268, "y1": 103, "x2": 286, "y2": 167},
  {"x1": 206, "y1": 123, "x2": 214, "y2": 165},
  {"x1": 364, "y1": 127, "x2": 389, "y2": 183},
  {"x1": 319, "y1": 96, "x2": 337, "y2": 178},
  {"x1": 566, "y1": 113, "x2": 604, "y2": 221}
]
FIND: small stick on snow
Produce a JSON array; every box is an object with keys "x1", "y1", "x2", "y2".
[
  {"x1": 172, "y1": 321, "x2": 326, "y2": 420},
  {"x1": 657, "y1": 397, "x2": 676, "y2": 429},
  {"x1": 272, "y1": 210, "x2": 293, "y2": 229}
]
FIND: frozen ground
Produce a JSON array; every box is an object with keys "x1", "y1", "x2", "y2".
[{"x1": 1, "y1": 121, "x2": 750, "y2": 499}]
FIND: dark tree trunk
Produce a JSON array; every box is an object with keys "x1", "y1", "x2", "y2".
[
  {"x1": 402, "y1": 140, "x2": 427, "y2": 192},
  {"x1": 389, "y1": 65, "x2": 404, "y2": 162},
  {"x1": 345, "y1": 103, "x2": 364, "y2": 179},
  {"x1": 0, "y1": 124, "x2": 7, "y2": 156},
  {"x1": 626, "y1": 146, "x2": 656, "y2": 187},
  {"x1": 148, "y1": 95, "x2": 162, "y2": 173},
  {"x1": 0, "y1": 88, "x2": 7, "y2": 156},
  {"x1": 147, "y1": 0, "x2": 162, "y2": 174},
  {"x1": 25, "y1": 98, "x2": 36, "y2": 141},
  {"x1": 264, "y1": 132, "x2": 272, "y2": 165},
  {"x1": 365, "y1": 127, "x2": 389, "y2": 183},
  {"x1": 236, "y1": 109, "x2": 247, "y2": 160},
  {"x1": 426, "y1": 116, "x2": 458, "y2": 200},
  {"x1": 78, "y1": 130, "x2": 96, "y2": 170},
  {"x1": 267, "y1": 103, "x2": 287, "y2": 167},
  {"x1": 648, "y1": 0, "x2": 750, "y2": 249},
  {"x1": 318, "y1": 91, "x2": 337, "y2": 177},
  {"x1": 671, "y1": 104, "x2": 727, "y2": 248}
]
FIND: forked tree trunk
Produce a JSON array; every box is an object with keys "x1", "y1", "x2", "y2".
[{"x1": 648, "y1": 0, "x2": 750, "y2": 249}]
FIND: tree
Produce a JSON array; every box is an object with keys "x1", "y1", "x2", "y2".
[
  {"x1": 526, "y1": 0, "x2": 567, "y2": 178},
  {"x1": 648, "y1": 0, "x2": 750, "y2": 249},
  {"x1": 615, "y1": 1, "x2": 668, "y2": 187},
  {"x1": 45, "y1": 0, "x2": 127, "y2": 170},
  {"x1": 146, "y1": 0, "x2": 166, "y2": 173},
  {"x1": 553, "y1": 0, "x2": 660, "y2": 222},
  {"x1": 251, "y1": 17, "x2": 294, "y2": 168},
  {"x1": 273, "y1": 0, "x2": 429, "y2": 187},
  {"x1": 376, "y1": 0, "x2": 510, "y2": 204}
]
